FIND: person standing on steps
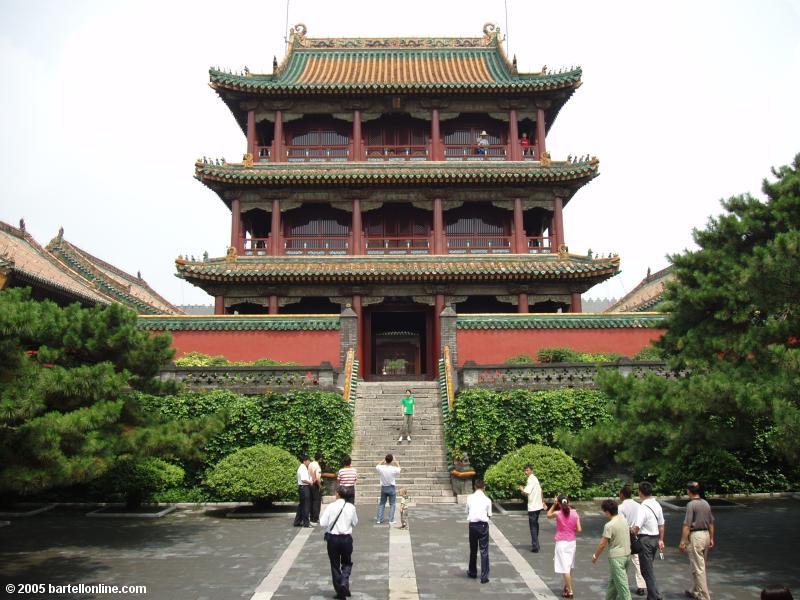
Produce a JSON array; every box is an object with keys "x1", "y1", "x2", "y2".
[
  {"x1": 466, "y1": 479, "x2": 492, "y2": 584},
  {"x1": 321, "y1": 485, "x2": 359, "y2": 600},
  {"x1": 519, "y1": 463, "x2": 545, "y2": 552},
  {"x1": 293, "y1": 453, "x2": 312, "y2": 527},
  {"x1": 308, "y1": 451, "x2": 323, "y2": 525},
  {"x1": 375, "y1": 453, "x2": 401, "y2": 524},
  {"x1": 337, "y1": 455, "x2": 358, "y2": 505},
  {"x1": 399, "y1": 388, "x2": 415, "y2": 443}
]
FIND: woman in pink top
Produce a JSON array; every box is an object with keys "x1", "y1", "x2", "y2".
[{"x1": 547, "y1": 495, "x2": 582, "y2": 598}]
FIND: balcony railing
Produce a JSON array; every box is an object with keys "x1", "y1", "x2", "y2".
[
  {"x1": 256, "y1": 146, "x2": 271, "y2": 162},
  {"x1": 285, "y1": 145, "x2": 350, "y2": 162},
  {"x1": 283, "y1": 236, "x2": 350, "y2": 255},
  {"x1": 527, "y1": 236, "x2": 553, "y2": 254},
  {"x1": 364, "y1": 236, "x2": 432, "y2": 255},
  {"x1": 243, "y1": 238, "x2": 270, "y2": 256},
  {"x1": 444, "y1": 144, "x2": 507, "y2": 161},
  {"x1": 365, "y1": 145, "x2": 429, "y2": 162},
  {"x1": 446, "y1": 235, "x2": 512, "y2": 254}
]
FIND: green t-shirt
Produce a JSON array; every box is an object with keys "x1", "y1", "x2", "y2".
[
  {"x1": 401, "y1": 395, "x2": 415, "y2": 415},
  {"x1": 603, "y1": 515, "x2": 631, "y2": 558}
]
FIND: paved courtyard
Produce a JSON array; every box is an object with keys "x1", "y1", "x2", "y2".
[{"x1": 1, "y1": 498, "x2": 798, "y2": 599}]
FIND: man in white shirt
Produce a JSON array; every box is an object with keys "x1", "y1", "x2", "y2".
[
  {"x1": 632, "y1": 481, "x2": 665, "y2": 600},
  {"x1": 619, "y1": 484, "x2": 647, "y2": 596},
  {"x1": 308, "y1": 451, "x2": 323, "y2": 525},
  {"x1": 466, "y1": 479, "x2": 492, "y2": 584},
  {"x1": 519, "y1": 464, "x2": 545, "y2": 552},
  {"x1": 292, "y1": 454, "x2": 312, "y2": 528},
  {"x1": 320, "y1": 485, "x2": 359, "y2": 600},
  {"x1": 375, "y1": 453, "x2": 401, "y2": 524}
]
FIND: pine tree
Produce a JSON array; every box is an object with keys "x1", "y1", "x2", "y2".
[
  {"x1": 565, "y1": 154, "x2": 800, "y2": 492},
  {"x1": 0, "y1": 289, "x2": 218, "y2": 500}
]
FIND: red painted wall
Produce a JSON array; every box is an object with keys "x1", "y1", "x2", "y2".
[
  {"x1": 169, "y1": 330, "x2": 341, "y2": 367},
  {"x1": 456, "y1": 328, "x2": 666, "y2": 365}
]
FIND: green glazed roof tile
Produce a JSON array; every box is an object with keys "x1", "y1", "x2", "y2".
[
  {"x1": 456, "y1": 313, "x2": 666, "y2": 329},
  {"x1": 137, "y1": 315, "x2": 340, "y2": 332}
]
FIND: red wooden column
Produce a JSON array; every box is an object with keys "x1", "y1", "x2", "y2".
[
  {"x1": 431, "y1": 108, "x2": 442, "y2": 160},
  {"x1": 553, "y1": 197, "x2": 565, "y2": 251},
  {"x1": 230, "y1": 197, "x2": 242, "y2": 251},
  {"x1": 508, "y1": 109, "x2": 520, "y2": 160},
  {"x1": 271, "y1": 199, "x2": 282, "y2": 256},
  {"x1": 535, "y1": 107, "x2": 547, "y2": 160},
  {"x1": 518, "y1": 293, "x2": 529, "y2": 313},
  {"x1": 268, "y1": 295, "x2": 278, "y2": 314},
  {"x1": 214, "y1": 296, "x2": 225, "y2": 315},
  {"x1": 570, "y1": 292, "x2": 582, "y2": 313},
  {"x1": 246, "y1": 109, "x2": 257, "y2": 157},
  {"x1": 352, "y1": 110, "x2": 362, "y2": 161},
  {"x1": 352, "y1": 295, "x2": 363, "y2": 367},
  {"x1": 433, "y1": 197, "x2": 444, "y2": 254},
  {"x1": 352, "y1": 198, "x2": 363, "y2": 255},
  {"x1": 513, "y1": 197, "x2": 526, "y2": 253},
  {"x1": 272, "y1": 110, "x2": 283, "y2": 162}
]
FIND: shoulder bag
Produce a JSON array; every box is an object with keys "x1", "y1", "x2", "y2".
[{"x1": 324, "y1": 502, "x2": 346, "y2": 542}]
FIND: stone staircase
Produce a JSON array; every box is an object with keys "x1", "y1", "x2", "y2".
[{"x1": 351, "y1": 381, "x2": 456, "y2": 505}]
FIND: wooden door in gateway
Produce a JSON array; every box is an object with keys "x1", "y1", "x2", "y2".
[{"x1": 363, "y1": 304, "x2": 434, "y2": 381}]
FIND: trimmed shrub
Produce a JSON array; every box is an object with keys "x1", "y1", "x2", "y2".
[
  {"x1": 633, "y1": 345, "x2": 664, "y2": 361},
  {"x1": 205, "y1": 444, "x2": 297, "y2": 507},
  {"x1": 445, "y1": 388, "x2": 610, "y2": 473},
  {"x1": 484, "y1": 444, "x2": 582, "y2": 500},
  {"x1": 100, "y1": 458, "x2": 185, "y2": 508}
]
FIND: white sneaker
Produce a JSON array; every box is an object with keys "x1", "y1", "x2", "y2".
[
  {"x1": 406, "y1": 436, "x2": 411, "y2": 442},
  {"x1": 389, "y1": 520, "x2": 397, "y2": 525},
  {"x1": 398, "y1": 436, "x2": 403, "y2": 442},
  {"x1": 310, "y1": 522, "x2": 318, "y2": 526}
]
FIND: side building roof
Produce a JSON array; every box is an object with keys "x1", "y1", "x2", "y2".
[
  {"x1": 0, "y1": 220, "x2": 112, "y2": 306},
  {"x1": 605, "y1": 266, "x2": 674, "y2": 313},
  {"x1": 46, "y1": 232, "x2": 182, "y2": 315}
]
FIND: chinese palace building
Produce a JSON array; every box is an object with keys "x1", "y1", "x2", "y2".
[{"x1": 176, "y1": 24, "x2": 626, "y2": 379}]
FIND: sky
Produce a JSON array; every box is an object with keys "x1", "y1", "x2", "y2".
[{"x1": 1, "y1": 0, "x2": 799, "y2": 306}]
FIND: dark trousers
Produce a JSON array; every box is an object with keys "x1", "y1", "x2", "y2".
[
  {"x1": 310, "y1": 483, "x2": 322, "y2": 522},
  {"x1": 293, "y1": 485, "x2": 310, "y2": 526},
  {"x1": 326, "y1": 533, "x2": 353, "y2": 597},
  {"x1": 639, "y1": 534, "x2": 661, "y2": 600},
  {"x1": 527, "y1": 509, "x2": 541, "y2": 551},
  {"x1": 468, "y1": 521, "x2": 490, "y2": 582}
]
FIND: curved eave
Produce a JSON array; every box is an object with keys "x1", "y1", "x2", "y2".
[
  {"x1": 194, "y1": 161, "x2": 599, "y2": 190},
  {"x1": 209, "y1": 71, "x2": 582, "y2": 96},
  {"x1": 174, "y1": 254, "x2": 619, "y2": 285}
]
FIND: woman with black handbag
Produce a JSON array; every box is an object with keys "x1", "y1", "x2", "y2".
[{"x1": 320, "y1": 485, "x2": 359, "y2": 599}]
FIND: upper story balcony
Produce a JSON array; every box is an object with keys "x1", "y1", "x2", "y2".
[
  {"x1": 236, "y1": 202, "x2": 557, "y2": 258},
  {"x1": 247, "y1": 112, "x2": 547, "y2": 164}
]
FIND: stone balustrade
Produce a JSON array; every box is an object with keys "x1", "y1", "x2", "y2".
[
  {"x1": 158, "y1": 363, "x2": 337, "y2": 394},
  {"x1": 460, "y1": 359, "x2": 684, "y2": 389}
]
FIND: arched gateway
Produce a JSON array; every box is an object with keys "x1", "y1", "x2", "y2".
[{"x1": 177, "y1": 24, "x2": 619, "y2": 380}]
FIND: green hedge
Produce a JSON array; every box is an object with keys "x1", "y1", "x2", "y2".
[
  {"x1": 141, "y1": 390, "x2": 353, "y2": 483},
  {"x1": 484, "y1": 444, "x2": 582, "y2": 500},
  {"x1": 537, "y1": 347, "x2": 622, "y2": 363},
  {"x1": 445, "y1": 388, "x2": 610, "y2": 474},
  {"x1": 174, "y1": 351, "x2": 296, "y2": 367}
]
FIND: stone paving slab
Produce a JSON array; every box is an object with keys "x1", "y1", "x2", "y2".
[{"x1": 0, "y1": 500, "x2": 798, "y2": 599}]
